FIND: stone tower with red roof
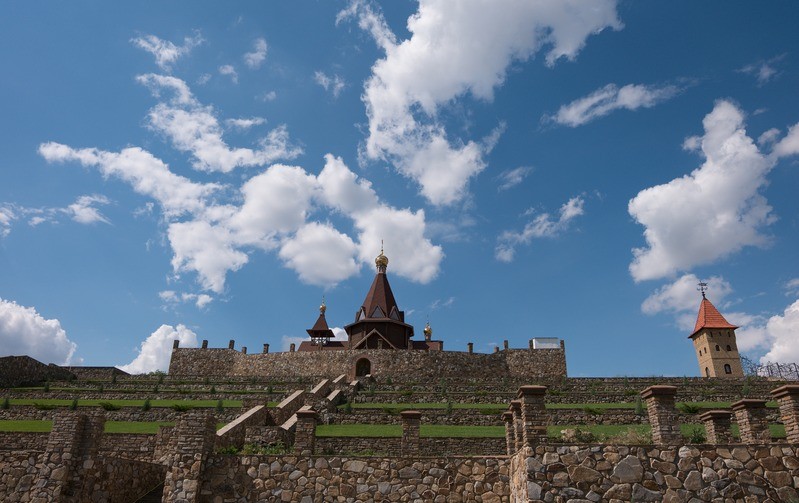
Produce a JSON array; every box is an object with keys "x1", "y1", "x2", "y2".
[{"x1": 688, "y1": 290, "x2": 744, "y2": 378}]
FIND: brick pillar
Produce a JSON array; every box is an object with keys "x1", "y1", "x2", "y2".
[
  {"x1": 641, "y1": 385, "x2": 681, "y2": 445},
  {"x1": 400, "y1": 410, "x2": 421, "y2": 457},
  {"x1": 493, "y1": 346, "x2": 499, "y2": 353},
  {"x1": 467, "y1": 342, "x2": 473, "y2": 354},
  {"x1": 162, "y1": 412, "x2": 217, "y2": 503},
  {"x1": 263, "y1": 343, "x2": 270, "y2": 353},
  {"x1": 290, "y1": 343, "x2": 296, "y2": 352},
  {"x1": 201, "y1": 339, "x2": 208, "y2": 349},
  {"x1": 698, "y1": 410, "x2": 733, "y2": 444},
  {"x1": 529, "y1": 339, "x2": 534, "y2": 350},
  {"x1": 732, "y1": 399, "x2": 770, "y2": 444},
  {"x1": 228, "y1": 339, "x2": 235, "y2": 349},
  {"x1": 510, "y1": 400, "x2": 523, "y2": 452},
  {"x1": 518, "y1": 385, "x2": 548, "y2": 446},
  {"x1": 294, "y1": 410, "x2": 318, "y2": 455},
  {"x1": 241, "y1": 346, "x2": 247, "y2": 354},
  {"x1": 502, "y1": 411, "x2": 516, "y2": 455},
  {"x1": 771, "y1": 385, "x2": 799, "y2": 444},
  {"x1": 503, "y1": 340, "x2": 509, "y2": 350},
  {"x1": 173, "y1": 339, "x2": 180, "y2": 349}
]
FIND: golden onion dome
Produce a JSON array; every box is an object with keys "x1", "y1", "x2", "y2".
[
  {"x1": 320, "y1": 301, "x2": 326, "y2": 314},
  {"x1": 424, "y1": 322, "x2": 432, "y2": 337},
  {"x1": 375, "y1": 243, "x2": 389, "y2": 268}
]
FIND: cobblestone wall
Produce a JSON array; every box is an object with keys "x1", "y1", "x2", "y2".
[
  {"x1": 315, "y1": 437, "x2": 506, "y2": 457},
  {"x1": 199, "y1": 454, "x2": 511, "y2": 502},
  {"x1": 168, "y1": 347, "x2": 567, "y2": 380},
  {"x1": 0, "y1": 355, "x2": 75, "y2": 387}
]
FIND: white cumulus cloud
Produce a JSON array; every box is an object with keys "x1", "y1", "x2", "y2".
[
  {"x1": 119, "y1": 324, "x2": 198, "y2": 374},
  {"x1": 0, "y1": 297, "x2": 79, "y2": 365},
  {"x1": 131, "y1": 32, "x2": 203, "y2": 71},
  {"x1": 547, "y1": 83, "x2": 681, "y2": 127},
  {"x1": 65, "y1": 194, "x2": 111, "y2": 224},
  {"x1": 641, "y1": 274, "x2": 733, "y2": 331},
  {"x1": 495, "y1": 196, "x2": 584, "y2": 262},
  {"x1": 758, "y1": 300, "x2": 799, "y2": 364},
  {"x1": 225, "y1": 117, "x2": 266, "y2": 130},
  {"x1": 218, "y1": 64, "x2": 238, "y2": 83},
  {"x1": 243, "y1": 38, "x2": 268, "y2": 69},
  {"x1": 629, "y1": 100, "x2": 778, "y2": 282},
  {"x1": 341, "y1": 0, "x2": 621, "y2": 205}
]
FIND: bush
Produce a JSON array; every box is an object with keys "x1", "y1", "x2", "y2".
[
  {"x1": 385, "y1": 377, "x2": 392, "y2": 385},
  {"x1": 97, "y1": 384, "x2": 104, "y2": 393},
  {"x1": 685, "y1": 426, "x2": 706, "y2": 444},
  {"x1": 445, "y1": 401, "x2": 453, "y2": 415},
  {"x1": 142, "y1": 399, "x2": 152, "y2": 411},
  {"x1": 266, "y1": 385, "x2": 273, "y2": 394},
  {"x1": 216, "y1": 399, "x2": 224, "y2": 413},
  {"x1": 158, "y1": 374, "x2": 165, "y2": 384},
  {"x1": 342, "y1": 400, "x2": 353, "y2": 414},
  {"x1": 69, "y1": 399, "x2": 78, "y2": 411},
  {"x1": 399, "y1": 390, "x2": 413, "y2": 397},
  {"x1": 153, "y1": 385, "x2": 159, "y2": 393},
  {"x1": 172, "y1": 403, "x2": 193, "y2": 413},
  {"x1": 742, "y1": 378, "x2": 752, "y2": 397},
  {"x1": 583, "y1": 406, "x2": 604, "y2": 416},
  {"x1": 210, "y1": 385, "x2": 216, "y2": 394},
  {"x1": 677, "y1": 403, "x2": 701, "y2": 414},
  {"x1": 43, "y1": 382, "x2": 50, "y2": 392},
  {"x1": 215, "y1": 445, "x2": 240, "y2": 455},
  {"x1": 241, "y1": 442, "x2": 288, "y2": 455},
  {"x1": 111, "y1": 374, "x2": 117, "y2": 384},
  {"x1": 624, "y1": 389, "x2": 639, "y2": 396},
  {"x1": 1, "y1": 397, "x2": 10, "y2": 409},
  {"x1": 99, "y1": 402, "x2": 121, "y2": 411},
  {"x1": 382, "y1": 406, "x2": 400, "y2": 415},
  {"x1": 204, "y1": 377, "x2": 210, "y2": 385},
  {"x1": 634, "y1": 396, "x2": 645, "y2": 416},
  {"x1": 605, "y1": 428, "x2": 653, "y2": 445},
  {"x1": 33, "y1": 402, "x2": 57, "y2": 410}
]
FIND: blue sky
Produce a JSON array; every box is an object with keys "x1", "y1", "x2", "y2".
[{"x1": 1, "y1": 1, "x2": 798, "y2": 376}]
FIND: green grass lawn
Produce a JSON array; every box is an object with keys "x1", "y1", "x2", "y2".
[{"x1": 2, "y1": 398, "x2": 249, "y2": 408}]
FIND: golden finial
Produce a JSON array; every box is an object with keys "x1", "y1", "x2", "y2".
[
  {"x1": 375, "y1": 239, "x2": 389, "y2": 269},
  {"x1": 320, "y1": 295, "x2": 326, "y2": 314},
  {"x1": 424, "y1": 322, "x2": 432, "y2": 337}
]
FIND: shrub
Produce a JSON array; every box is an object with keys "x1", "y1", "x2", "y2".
[
  {"x1": 634, "y1": 396, "x2": 645, "y2": 416},
  {"x1": 99, "y1": 402, "x2": 121, "y2": 411},
  {"x1": 677, "y1": 403, "x2": 701, "y2": 414},
  {"x1": 241, "y1": 442, "x2": 288, "y2": 455},
  {"x1": 153, "y1": 385, "x2": 159, "y2": 393},
  {"x1": 742, "y1": 378, "x2": 752, "y2": 397},
  {"x1": 475, "y1": 390, "x2": 487, "y2": 396},
  {"x1": 172, "y1": 404, "x2": 193, "y2": 413},
  {"x1": 111, "y1": 374, "x2": 117, "y2": 384},
  {"x1": 605, "y1": 428, "x2": 653, "y2": 445},
  {"x1": 215, "y1": 445, "x2": 240, "y2": 455},
  {"x1": 583, "y1": 406, "x2": 604, "y2": 416},
  {"x1": 216, "y1": 399, "x2": 224, "y2": 413},
  {"x1": 97, "y1": 384, "x2": 104, "y2": 393},
  {"x1": 266, "y1": 385, "x2": 273, "y2": 394},
  {"x1": 624, "y1": 389, "x2": 639, "y2": 396},
  {"x1": 142, "y1": 399, "x2": 152, "y2": 411},
  {"x1": 158, "y1": 374, "x2": 165, "y2": 384},
  {"x1": 1, "y1": 397, "x2": 10, "y2": 409},
  {"x1": 399, "y1": 390, "x2": 413, "y2": 397},
  {"x1": 33, "y1": 402, "x2": 57, "y2": 410},
  {"x1": 342, "y1": 400, "x2": 353, "y2": 414},
  {"x1": 210, "y1": 385, "x2": 216, "y2": 394},
  {"x1": 445, "y1": 401, "x2": 453, "y2": 415},
  {"x1": 43, "y1": 382, "x2": 50, "y2": 392},
  {"x1": 685, "y1": 426, "x2": 706, "y2": 444},
  {"x1": 69, "y1": 399, "x2": 78, "y2": 411},
  {"x1": 385, "y1": 377, "x2": 392, "y2": 385},
  {"x1": 204, "y1": 377, "x2": 210, "y2": 385},
  {"x1": 382, "y1": 406, "x2": 400, "y2": 415}
]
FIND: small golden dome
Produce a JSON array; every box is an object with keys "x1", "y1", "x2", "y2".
[
  {"x1": 375, "y1": 252, "x2": 388, "y2": 268},
  {"x1": 424, "y1": 322, "x2": 432, "y2": 336},
  {"x1": 320, "y1": 298, "x2": 326, "y2": 314}
]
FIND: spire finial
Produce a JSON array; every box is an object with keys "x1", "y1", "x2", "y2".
[
  {"x1": 698, "y1": 281, "x2": 708, "y2": 299},
  {"x1": 320, "y1": 294, "x2": 327, "y2": 314},
  {"x1": 375, "y1": 241, "x2": 388, "y2": 271}
]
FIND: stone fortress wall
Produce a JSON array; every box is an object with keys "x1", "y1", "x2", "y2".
[{"x1": 167, "y1": 340, "x2": 568, "y2": 380}]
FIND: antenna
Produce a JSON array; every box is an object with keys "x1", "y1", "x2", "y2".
[{"x1": 697, "y1": 281, "x2": 708, "y2": 298}]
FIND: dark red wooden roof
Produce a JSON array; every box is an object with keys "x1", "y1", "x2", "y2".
[
  {"x1": 306, "y1": 312, "x2": 334, "y2": 338},
  {"x1": 359, "y1": 270, "x2": 399, "y2": 321},
  {"x1": 690, "y1": 297, "x2": 738, "y2": 338}
]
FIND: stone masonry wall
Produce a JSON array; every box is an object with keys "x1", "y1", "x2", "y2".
[
  {"x1": 0, "y1": 355, "x2": 75, "y2": 387},
  {"x1": 169, "y1": 347, "x2": 567, "y2": 380},
  {"x1": 199, "y1": 454, "x2": 511, "y2": 502},
  {"x1": 315, "y1": 437, "x2": 506, "y2": 457}
]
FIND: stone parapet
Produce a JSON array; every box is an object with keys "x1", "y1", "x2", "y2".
[
  {"x1": 698, "y1": 409, "x2": 733, "y2": 444},
  {"x1": 400, "y1": 410, "x2": 421, "y2": 456},
  {"x1": 771, "y1": 384, "x2": 799, "y2": 444},
  {"x1": 518, "y1": 385, "x2": 547, "y2": 447},
  {"x1": 294, "y1": 409, "x2": 317, "y2": 455}
]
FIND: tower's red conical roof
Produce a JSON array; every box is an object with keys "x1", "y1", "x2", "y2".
[{"x1": 689, "y1": 297, "x2": 738, "y2": 338}]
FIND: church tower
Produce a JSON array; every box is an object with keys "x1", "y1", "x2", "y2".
[{"x1": 689, "y1": 284, "x2": 744, "y2": 378}]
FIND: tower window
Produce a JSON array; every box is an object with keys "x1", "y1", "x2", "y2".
[
  {"x1": 726, "y1": 345, "x2": 731, "y2": 351},
  {"x1": 715, "y1": 345, "x2": 720, "y2": 351},
  {"x1": 705, "y1": 367, "x2": 710, "y2": 377},
  {"x1": 724, "y1": 364, "x2": 732, "y2": 374}
]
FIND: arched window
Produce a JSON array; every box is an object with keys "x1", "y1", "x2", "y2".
[
  {"x1": 355, "y1": 358, "x2": 371, "y2": 377},
  {"x1": 726, "y1": 345, "x2": 731, "y2": 351},
  {"x1": 715, "y1": 345, "x2": 720, "y2": 351},
  {"x1": 724, "y1": 364, "x2": 732, "y2": 374},
  {"x1": 705, "y1": 367, "x2": 710, "y2": 377}
]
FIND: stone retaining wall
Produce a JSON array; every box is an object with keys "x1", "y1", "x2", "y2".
[
  {"x1": 0, "y1": 406, "x2": 241, "y2": 422},
  {"x1": 315, "y1": 437, "x2": 506, "y2": 457},
  {"x1": 169, "y1": 347, "x2": 567, "y2": 380},
  {"x1": 199, "y1": 454, "x2": 511, "y2": 502},
  {"x1": 0, "y1": 355, "x2": 75, "y2": 387}
]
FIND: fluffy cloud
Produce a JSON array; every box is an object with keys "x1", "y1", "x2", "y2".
[
  {"x1": 0, "y1": 206, "x2": 13, "y2": 237},
  {"x1": 342, "y1": 0, "x2": 620, "y2": 205},
  {"x1": 41, "y1": 76, "x2": 442, "y2": 293},
  {"x1": 119, "y1": 324, "x2": 198, "y2": 374},
  {"x1": 495, "y1": 196, "x2": 584, "y2": 262},
  {"x1": 772, "y1": 124, "x2": 799, "y2": 158},
  {"x1": 0, "y1": 195, "x2": 113, "y2": 235},
  {"x1": 159, "y1": 290, "x2": 214, "y2": 309},
  {"x1": 629, "y1": 101, "x2": 777, "y2": 282},
  {"x1": 225, "y1": 117, "x2": 266, "y2": 130},
  {"x1": 131, "y1": 32, "x2": 203, "y2": 71},
  {"x1": 496, "y1": 166, "x2": 532, "y2": 191},
  {"x1": 219, "y1": 64, "x2": 238, "y2": 84},
  {"x1": 641, "y1": 274, "x2": 733, "y2": 331},
  {"x1": 0, "y1": 297, "x2": 78, "y2": 365},
  {"x1": 243, "y1": 38, "x2": 268, "y2": 69},
  {"x1": 546, "y1": 83, "x2": 680, "y2": 127},
  {"x1": 758, "y1": 300, "x2": 799, "y2": 364},
  {"x1": 138, "y1": 74, "x2": 301, "y2": 173},
  {"x1": 314, "y1": 71, "x2": 346, "y2": 98}
]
